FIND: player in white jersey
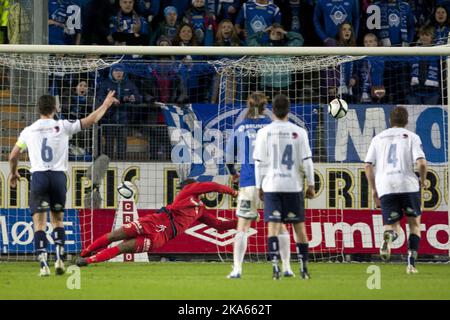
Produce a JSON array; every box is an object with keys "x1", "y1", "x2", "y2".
[
  {"x1": 364, "y1": 106, "x2": 427, "y2": 274},
  {"x1": 253, "y1": 94, "x2": 315, "y2": 280},
  {"x1": 225, "y1": 92, "x2": 295, "y2": 279},
  {"x1": 8, "y1": 91, "x2": 119, "y2": 277}
]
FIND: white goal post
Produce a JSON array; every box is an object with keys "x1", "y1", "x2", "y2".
[{"x1": 0, "y1": 44, "x2": 448, "y2": 260}]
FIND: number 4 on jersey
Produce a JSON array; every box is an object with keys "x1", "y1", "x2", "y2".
[{"x1": 387, "y1": 144, "x2": 398, "y2": 168}]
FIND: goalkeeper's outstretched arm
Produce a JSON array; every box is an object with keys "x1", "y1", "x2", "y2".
[{"x1": 80, "y1": 90, "x2": 119, "y2": 129}]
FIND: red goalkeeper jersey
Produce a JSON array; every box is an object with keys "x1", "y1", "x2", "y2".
[
  {"x1": 137, "y1": 182, "x2": 237, "y2": 244},
  {"x1": 166, "y1": 182, "x2": 237, "y2": 236}
]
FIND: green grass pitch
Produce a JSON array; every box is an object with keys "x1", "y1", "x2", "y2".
[{"x1": 1, "y1": 262, "x2": 449, "y2": 300}]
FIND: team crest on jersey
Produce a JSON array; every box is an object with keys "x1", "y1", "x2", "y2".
[
  {"x1": 389, "y1": 13, "x2": 400, "y2": 27},
  {"x1": 54, "y1": 126, "x2": 60, "y2": 133},
  {"x1": 403, "y1": 134, "x2": 409, "y2": 139},
  {"x1": 330, "y1": 6, "x2": 347, "y2": 26},
  {"x1": 292, "y1": 132, "x2": 298, "y2": 139},
  {"x1": 250, "y1": 15, "x2": 267, "y2": 32}
]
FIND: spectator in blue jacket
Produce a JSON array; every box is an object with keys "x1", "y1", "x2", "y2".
[
  {"x1": 235, "y1": 0, "x2": 281, "y2": 42},
  {"x1": 97, "y1": 64, "x2": 142, "y2": 160},
  {"x1": 313, "y1": 0, "x2": 360, "y2": 46},
  {"x1": 407, "y1": 25, "x2": 441, "y2": 105},
  {"x1": 356, "y1": 33, "x2": 386, "y2": 103},
  {"x1": 108, "y1": 0, "x2": 150, "y2": 46},
  {"x1": 374, "y1": 0, "x2": 415, "y2": 46},
  {"x1": 430, "y1": 6, "x2": 450, "y2": 45}
]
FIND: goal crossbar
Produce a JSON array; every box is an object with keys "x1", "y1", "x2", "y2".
[{"x1": 1, "y1": 44, "x2": 450, "y2": 56}]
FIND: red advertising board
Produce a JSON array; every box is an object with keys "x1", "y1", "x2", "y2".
[{"x1": 79, "y1": 209, "x2": 449, "y2": 255}]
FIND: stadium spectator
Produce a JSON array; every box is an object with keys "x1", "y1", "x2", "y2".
[
  {"x1": 374, "y1": 0, "x2": 415, "y2": 103},
  {"x1": 356, "y1": 33, "x2": 386, "y2": 103},
  {"x1": 150, "y1": 6, "x2": 181, "y2": 45},
  {"x1": 82, "y1": 0, "x2": 116, "y2": 45},
  {"x1": 247, "y1": 23, "x2": 304, "y2": 100},
  {"x1": 48, "y1": 0, "x2": 82, "y2": 45},
  {"x1": 374, "y1": 0, "x2": 415, "y2": 47},
  {"x1": 147, "y1": 39, "x2": 189, "y2": 104},
  {"x1": 214, "y1": 18, "x2": 242, "y2": 46},
  {"x1": 430, "y1": 6, "x2": 450, "y2": 45},
  {"x1": 235, "y1": 0, "x2": 281, "y2": 42},
  {"x1": 108, "y1": 0, "x2": 150, "y2": 46},
  {"x1": 97, "y1": 64, "x2": 142, "y2": 160},
  {"x1": 61, "y1": 79, "x2": 95, "y2": 157},
  {"x1": 172, "y1": 22, "x2": 198, "y2": 47},
  {"x1": 275, "y1": 0, "x2": 301, "y2": 33},
  {"x1": 437, "y1": 0, "x2": 450, "y2": 15},
  {"x1": 135, "y1": 0, "x2": 160, "y2": 24},
  {"x1": 160, "y1": 0, "x2": 191, "y2": 21},
  {"x1": 183, "y1": 0, "x2": 217, "y2": 45},
  {"x1": 313, "y1": 0, "x2": 360, "y2": 46},
  {"x1": 326, "y1": 22, "x2": 356, "y2": 103},
  {"x1": 247, "y1": 22, "x2": 304, "y2": 47},
  {"x1": 407, "y1": 25, "x2": 440, "y2": 105}
]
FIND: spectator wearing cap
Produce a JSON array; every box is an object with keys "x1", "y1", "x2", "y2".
[
  {"x1": 151, "y1": 6, "x2": 181, "y2": 44},
  {"x1": 161, "y1": 0, "x2": 191, "y2": 21},
  {"x1": 96, "y1": 64, "x2": 143, "y2": 160}
]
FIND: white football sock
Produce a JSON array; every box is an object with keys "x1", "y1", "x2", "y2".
[
  {"x1": 278, "y1": 232, "x2": 292, "y2": 273},
  {"x1": 233, "y1": 231, "x2": 248, "y2": 273}
]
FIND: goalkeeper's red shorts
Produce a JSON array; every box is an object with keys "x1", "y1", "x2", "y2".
[{"x1": 122, "y1": 214, "x2": 171, "y2": 253}]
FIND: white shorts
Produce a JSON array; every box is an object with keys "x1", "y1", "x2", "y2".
[{"x1": 236, "y1": 186, "x2": 260, "y2": 220}]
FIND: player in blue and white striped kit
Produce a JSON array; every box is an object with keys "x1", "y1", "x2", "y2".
[{"x1": 226, "y1": 92, "x2": 295, "y2": 279}]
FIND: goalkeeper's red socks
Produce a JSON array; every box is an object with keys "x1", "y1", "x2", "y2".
[
  {"x1": 81, "y1": 234, "x2": 111, "y2": 257},
  {"x1": 86, "y1": 246, "x2": 121, "y2": 264}
]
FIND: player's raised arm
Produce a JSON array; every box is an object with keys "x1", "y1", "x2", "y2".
[
  {"x1": 199, "y1": 211, "x2": 238, "y2": 231},
  {"x1": 80, "y1": 90, "x2": 119, "y2": 129}
]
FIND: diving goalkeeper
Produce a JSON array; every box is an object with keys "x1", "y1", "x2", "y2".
[{"x1": 76, "y1": 180, "x2": 238, "y2": 266}]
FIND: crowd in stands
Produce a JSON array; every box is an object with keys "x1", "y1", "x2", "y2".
[{"x1": 42, "y1": 0, "x2": 450, "y2": 160}]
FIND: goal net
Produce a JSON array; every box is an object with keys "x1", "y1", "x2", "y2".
[{"x1": 0, "y1": 49, "x2": 449, "y2": 263}]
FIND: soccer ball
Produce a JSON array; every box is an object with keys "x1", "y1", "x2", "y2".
[
  {"x1": 117, "y1": 181, "x2": 135, "y2": 199},
  {"x1": 328, "y1": 98, "x2": 348, "y2": 119}
]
